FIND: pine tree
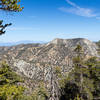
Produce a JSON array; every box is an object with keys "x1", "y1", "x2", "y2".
[
  {"x1": 0, "y1": 20, "x2": 12, "y2": 35},
  {"x1": 0, "y1": 61, "x2": 25, "y2": 100},
  {"x1": 85, "y1": 57, "x2": 100, "y2": 99},
  {"x1": 0, "y1": 0, "x2": 23, "y2": 35},
  {"x1": 0, "y1": 0, "x2": 23, "y2": 12},
  {"x1": 65, "y1": 45, "x2": 94, "y2": 100}
]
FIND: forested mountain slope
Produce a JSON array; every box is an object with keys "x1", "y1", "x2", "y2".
[{"x1": 0, "y1": 38, "x2": 100, "y2": 100}]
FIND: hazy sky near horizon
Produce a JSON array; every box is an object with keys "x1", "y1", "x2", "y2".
[{"x1": 0, "y1": 0, "x2": 100, "y2": 42}]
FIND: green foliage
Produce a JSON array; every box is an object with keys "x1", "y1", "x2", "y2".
[
  {"x1": 55, "y1": 66, "x2": 62, "y2": 78},
  {"x1": 74, "y1": 44, "x2": 84, "y2": 58},
  {"x1": 58, "y1": 76, "x2": 67, "y2": 88},
  {"x1": 73, "y1": 45, "x2": 84, "y2": 66},
  {"x1": 60, "y1": 81, "x2": 80, "y2": 100},
  {"x1": 85, "y1": 57, "x2": 97, "y2": 66},
  {"x1": 66, "y1": 56, "x2": 100, "y2": 100},
  {"x1": 68, "y1": 66, "x2": 94, "y2": 99},
  {"x1": 73, "y1": 57, "x2": 81, "y2": 64},
  {"x1": 0, "y1": 44, "x2": 100, "y2": 100},
  {"x1": 74, "y1": 94, "x2": 83, "y2": 100},
  {"x1": 96, "y1": 40, "x2": 100, "y2": 47},
  {"x1": 55, "y1": 66, "x2": 62, "y2": 75},
  {"x1": 0, "y1": 62, "x2": 49, "y2": 100},
  {"x1": 74, "y1": 44, "x2": 83, "y2": 53},
  {"x1": 0, "y1": 61, "x2": 23, "y2": 85},
  {"x1": 0, "y1": 0, "x2": 23, "y2": 35},
  {"x1": 0, "y1": 61, "x2": 25, "y2": 100},
  {"x1": 13, "y1": 94, "x2": 33, "y2": 100},
  {"x1": 0, "y1": 84, "x2": 24, "y2": 100},
  {"x1": 59, "y1": 45, "x2": 100, "y2": 100},
  {"x1": 32, "y1": 82, "x2": 49, "y2": 100},
  {"x1": 0, "y1": 0, "x2": 23, "y2": 12}
]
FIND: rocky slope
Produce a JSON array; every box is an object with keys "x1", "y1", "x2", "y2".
[{"x1": 0, "y1": 38, "x2": 98, "y2": 84}]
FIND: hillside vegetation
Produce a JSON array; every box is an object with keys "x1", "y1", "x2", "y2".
[{"x1": 0, "y1": 38, "x2": 100, "y2": 100}]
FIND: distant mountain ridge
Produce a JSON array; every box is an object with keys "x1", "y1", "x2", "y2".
[{"x1": 0, "y1": 40, "x2": 46, "y2": 46}]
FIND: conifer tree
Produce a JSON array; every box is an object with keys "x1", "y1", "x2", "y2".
[
  {"x1": 0, "y1": 61, "x2": 25, "y2": 100},
  {"x1": 0, "y1": 0, "x2": 23, "y2": 35},
  {"x1": 0, "y1": 0, "x2": 23, "y2": 12},
  {"x1": 0, "y1": 20, "x2": 12, "y2": 35},
  {"x1": 65, "y1": 45, "x2": 94, "y2": 100}
]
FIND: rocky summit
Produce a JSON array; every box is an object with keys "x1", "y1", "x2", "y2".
[{"x1": 0, "y1": 38, "x2": 99, "y2": 83}]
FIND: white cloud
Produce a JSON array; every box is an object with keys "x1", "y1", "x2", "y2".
[
  {"x1": 66, "y1": 0, "x2": 78, "y2": 8},
  {"x1": 59, "y1": 0, "x2": 97, "y2": 18}
]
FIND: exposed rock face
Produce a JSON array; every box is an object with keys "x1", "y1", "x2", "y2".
[
  {"x1": 0, "y1": 38, "x2": 98, "y2": 82},
  {"x1": 50, "y1": 38, "x2": 98, "y2": 57}
]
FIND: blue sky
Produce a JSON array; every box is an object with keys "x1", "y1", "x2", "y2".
[{"x1": 0, "y1": 0, "x2": 100, "y2": 42}]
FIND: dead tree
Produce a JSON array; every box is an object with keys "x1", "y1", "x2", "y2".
[{"x1": 49, "y1": 65, "x2": 60, "y2": 100}]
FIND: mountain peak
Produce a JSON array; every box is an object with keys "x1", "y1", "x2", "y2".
[
  {"x1": 50, "y1": 38, "x2": 93, "y2": 45},
  {"x1": 50, "y1": 38, "x2": 64, "y2": 44},
  {"x1": 0, "y1": 38, "x2": 99, "y2": 81}
]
